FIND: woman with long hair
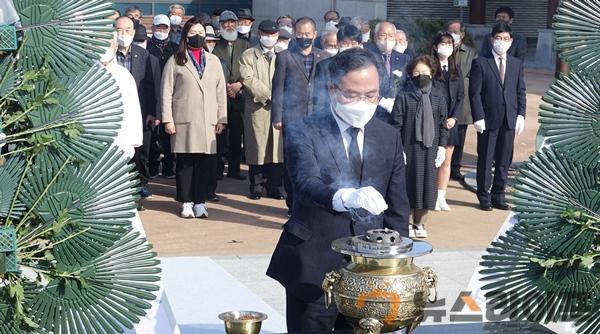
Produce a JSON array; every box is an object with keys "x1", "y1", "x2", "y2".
[
  {"x1": 161, "y1": 17, "x2": 227, "y2": 218},
  {"x1": 431, "y1": 31, "x2": 464, "y2": 212}
]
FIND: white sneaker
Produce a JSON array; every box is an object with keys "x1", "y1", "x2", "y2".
[
  {"x1": 414, "y1": 224, "x2": 428, "y2": 238},
  {"x1": 434, "y1": 197, "x2": 442, "y2": 211},
  {"x1": 409, "y1": 224, "x2": 416, "y2": 238},
  {"x1": 180, "y1": 202, "x2": 194, "y2": 218},
  {"x1": 439, "y1": 197, "x2": 451, "y2": 211},
  {"x1": 193, "y1": 203, "x2": 209, "y2": 218}
]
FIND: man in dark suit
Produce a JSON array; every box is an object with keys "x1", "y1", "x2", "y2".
[
  {"x1": 363, "y1": 21, "x2": 411, "y2": 121},
  {"x1": 267, "y1": 48, "x2": 410, "y2": 333},
  {"x1": 213, "y1": 10, "x2": 250, "y2": 182},
  {"x1": 479, "y1": 6, "x2": 527, "y2": 62},
  {"x1": 271, "y1": 17, "x2": 330, "y2": 214},
  {"x1": 470, "y1": 21, "x2": 526, "y2": 211},
  {"x1": 115, "y1": 17, "x2": 161, "y2": 205}
]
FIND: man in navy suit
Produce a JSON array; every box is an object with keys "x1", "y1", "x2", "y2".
[
  {"x1": 470, "y1": 21, "x2": 526, "y2": 211},
  {"x1": 363, "y1": 21, "x2": 411, "y2": 121},
  {"x1": 267, "y1": 48, "x2": 410, "y2": 333},
  {"x1": 271, "y1": 17, "x2": 330, "y2": 214},
  {"x1": 479, "y1": 6, "x2": 527, "y2": 62}
]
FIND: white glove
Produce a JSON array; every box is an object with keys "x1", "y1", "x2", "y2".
[
  {"x1": 473, "y1": 119, "x2": 486, "y2": 134},
  {"x1": 403, "y1": 151, "x2": 407, "y2": 165},
  {"x1": 515, "y1": 115, "x2": 525, "y2": 135},
  {"x1": 435, "y1": 146, "x2": 446, "y2": 168},
  {"x1": 332, "y1": 186, "x2": 388, "y2": 215},
  {"x1": 378, "y1": 98, "x2": 395, "y2": 114}
]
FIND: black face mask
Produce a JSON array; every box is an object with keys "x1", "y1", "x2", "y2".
[
  {"x1": 413, "y1": 75, "x2": 432, "y2": 89},
  {"x1": 296, "y1": 37, "x2": 313, "y2": 49},
  {"x1": 187, "y1": 35, "x2": 205, "y2": 49}
]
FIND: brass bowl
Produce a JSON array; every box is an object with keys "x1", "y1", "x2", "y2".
[{"x1": 218, "y1": 311, "x2": 268, "y2": 334}]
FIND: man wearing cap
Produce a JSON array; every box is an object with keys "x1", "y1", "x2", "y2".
[
  {"x1": 237, "y1": 8, "x2": 259, "y2": 47},
  {"x1": 204, "y1": 25, "x2": 220, "y2": 53},
  {"x1": 239, "y1": 20, "x2": 285, "y2": 200},
  {"x1": 275, "y1": 28, "x2": 292, "y2": 53},
  {"x1": 212, "y1": 10, "x2": 250, "y2": 182},
  {"x1": 147, "y1": 14, "x2": 179, "y2": 179}
]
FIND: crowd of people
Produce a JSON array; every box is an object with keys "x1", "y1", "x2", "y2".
[{"x1": 101, "y1": 4, "x2": 527, "y2": 239}]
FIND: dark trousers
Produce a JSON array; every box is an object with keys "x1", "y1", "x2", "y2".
[
  {"x1": 476, "y1": 120, "x2": 515, "y2": 205},
  {"x1": 283, "y1": 164, "x2": 293, "y2": 210},
  {"x1": 133, "y1": 127, "x2": 152, "y2": 186},
  {"x1": 285, "y1": 290, "x2": 351, "y2": 333},
  {"x1": 227, "y1": 105, "x2": 244, "y2": 176},
  {"x1": 451, "y1": 124, "x2": 468, "y2": 176},
  {"x1": 176, "y1": 153, "x2": 216, "y2": 204},
  {"x1": 149, "y1": 125, "x2": 175, "y2": 176},
  {"x1": 249, "y1": 163, "x2": 284, "y2": 193}
]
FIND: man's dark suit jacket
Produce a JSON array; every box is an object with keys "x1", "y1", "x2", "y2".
[
  {"x1": 129, "y1": 44, "x2": 161, "y2": 119},
  {"x1": 363, "y1": 42, "x2": 411, "y2": 98},
  {"x1": 212, "y1": 37, "x2": 250, "y2": 111},
  {"x1": 267, "y1": 110, "x2": 410, "y2": 302},
  {"x1": 270, "y1": 46, "x2": 329, "y2": 126},
  {"x1": 479, "y1": 32, "x2": 527, "y2": 62},
  {"x1": 469, "y1": 52, "x2": 526, "y2": 130},
  {"x1": 312, "y1": 56, "x2": 334, "y2": 113}
]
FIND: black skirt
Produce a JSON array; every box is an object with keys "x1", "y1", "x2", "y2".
[{"x1": 446, "y1": 124, "x2": 461, "y2": 147}]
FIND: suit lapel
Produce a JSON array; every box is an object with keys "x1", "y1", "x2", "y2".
[
  {"x1": 319, "y1": 112, "x2": 349, "y2": 173},
  {"x1": 184, "y1": 53, "x2": 205, "y2": 92},
  {"x1": 290, "y1": 50, "x2": 310, "y2": 81},
  {"x1": 486, "y1": 56, "x2": 503, "y2": 87},
  {"x1": 310, "y1": 51, "x2": 323, "y2": 80}
]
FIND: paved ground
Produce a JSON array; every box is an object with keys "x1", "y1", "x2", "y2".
[{"x1": 140, "y1": 68, "x2": 554, "y2": 257}]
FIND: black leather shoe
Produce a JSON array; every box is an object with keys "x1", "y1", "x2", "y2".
[
  {"x1": 479, "y1": 203, "x2": 493, "y2": 211},
  {"x1": 266, "y1": 191, "x2": 285, "y2": 200},
  {"x1": 492, "y1": 202, "x2": 510, "y2": 210},
  {"x1": 249, "y1": 191, "x2": 262, "y2": 200},
  {"x1": 450, "y1": 172, "x2": 465, "y2": 181},
  {"x1": 207, "y1": 194, "x2": 220, "y2": 202},
  {"x1": 227, "y1": 173, "x2": 247, "y2": 180}
]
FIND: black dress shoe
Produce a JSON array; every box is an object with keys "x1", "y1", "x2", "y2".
[
  {"x1": 249, "y1": 191, "x2": 262, "y2": 200},
  {"x1": 479, "y1": 204, "x2": 493, "y2": 211},
  {"x1": 207, "y1": 194, "x2": 220, "y2": 202},
  {"x1": 450, "y1": 172, "x2": 465, "y2": 181},
  {"x1": 492, "y1": 202, "x2": 510, "y2": 210},
  {"x1": 227, "y1": 173, "x2": 247, "y2": 180},
  {"x1": 266, "y1": 191, "x2": 285, "y2": 200}
]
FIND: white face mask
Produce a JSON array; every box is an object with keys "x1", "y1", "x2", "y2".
[
  {"x1": 376, "y1": 39, "x2": 396, "y2": 54},
  {"x1": 207, "y1": 45, "x2": 215, "y2": 53},
  {"x1": 153, "y1": 31, "x2": 169, "y2": 41},
  {"x1": 170, "y1": 15, "x2": 182, "y2": 26},
  {"x1": 325, "y1": 21, "x2": 338, "y2": 32},
  {"x1": 133, "y1": 41, "x2": 147, "y2": 49},
  {"x1": 275, "y1": 42, "x2": 289, "y2": 53},
  {"x1": 280, "y1": 26, "x2": 293, "y2": 35},
  {"x1": 237, "y1": 25, "x2": 251, "y2": 34},
  {"x1": 117, "y1": 34, "x2": 133, "y2": 47},
  {"x1": 451, "y1": 33, "x2": 462, "y2": 46},
  {"x1": 260, "y1": 35, "x2": 278, "y2": 48},
  {"x1": 100, "y1": 46, "x2": 116, "y2": 63},
  {"x1": 493, "y1": 39, "x2": 511, "y2": 55},
  {"x1": 221, "y1": 29, "x2": 238, "y2": 41},
  {"x1": 325, "y1": 48, "x2": 338, "y2": 56},
  {"x1": 361, "y1": 32, "x2": 370, "y2": 43},
  {"x1": 393, "y1": 44, "x2": 407, "y2": 53},
  {"x1": 331, "y1": 93, "x2": 377, "y2": 128},
  {"x1": 437, "y1": 45, "x2": 454, "y2": 58}
]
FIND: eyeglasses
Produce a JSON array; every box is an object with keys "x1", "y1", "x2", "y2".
[{"x1": 335, "y1": 87, "x2": 380, "y2": 104}]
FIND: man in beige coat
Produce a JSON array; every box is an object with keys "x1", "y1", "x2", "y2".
[{"x1": 239, "y1": 20, "x2": 284, "y2": 200}]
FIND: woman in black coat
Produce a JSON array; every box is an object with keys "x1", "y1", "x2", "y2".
[
  {"x1": 432, "y1": 32, "x2": 465, "y2": 212},
  {"x1": 389, "y1": 55, "x2": 449, "y2": 238}
]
